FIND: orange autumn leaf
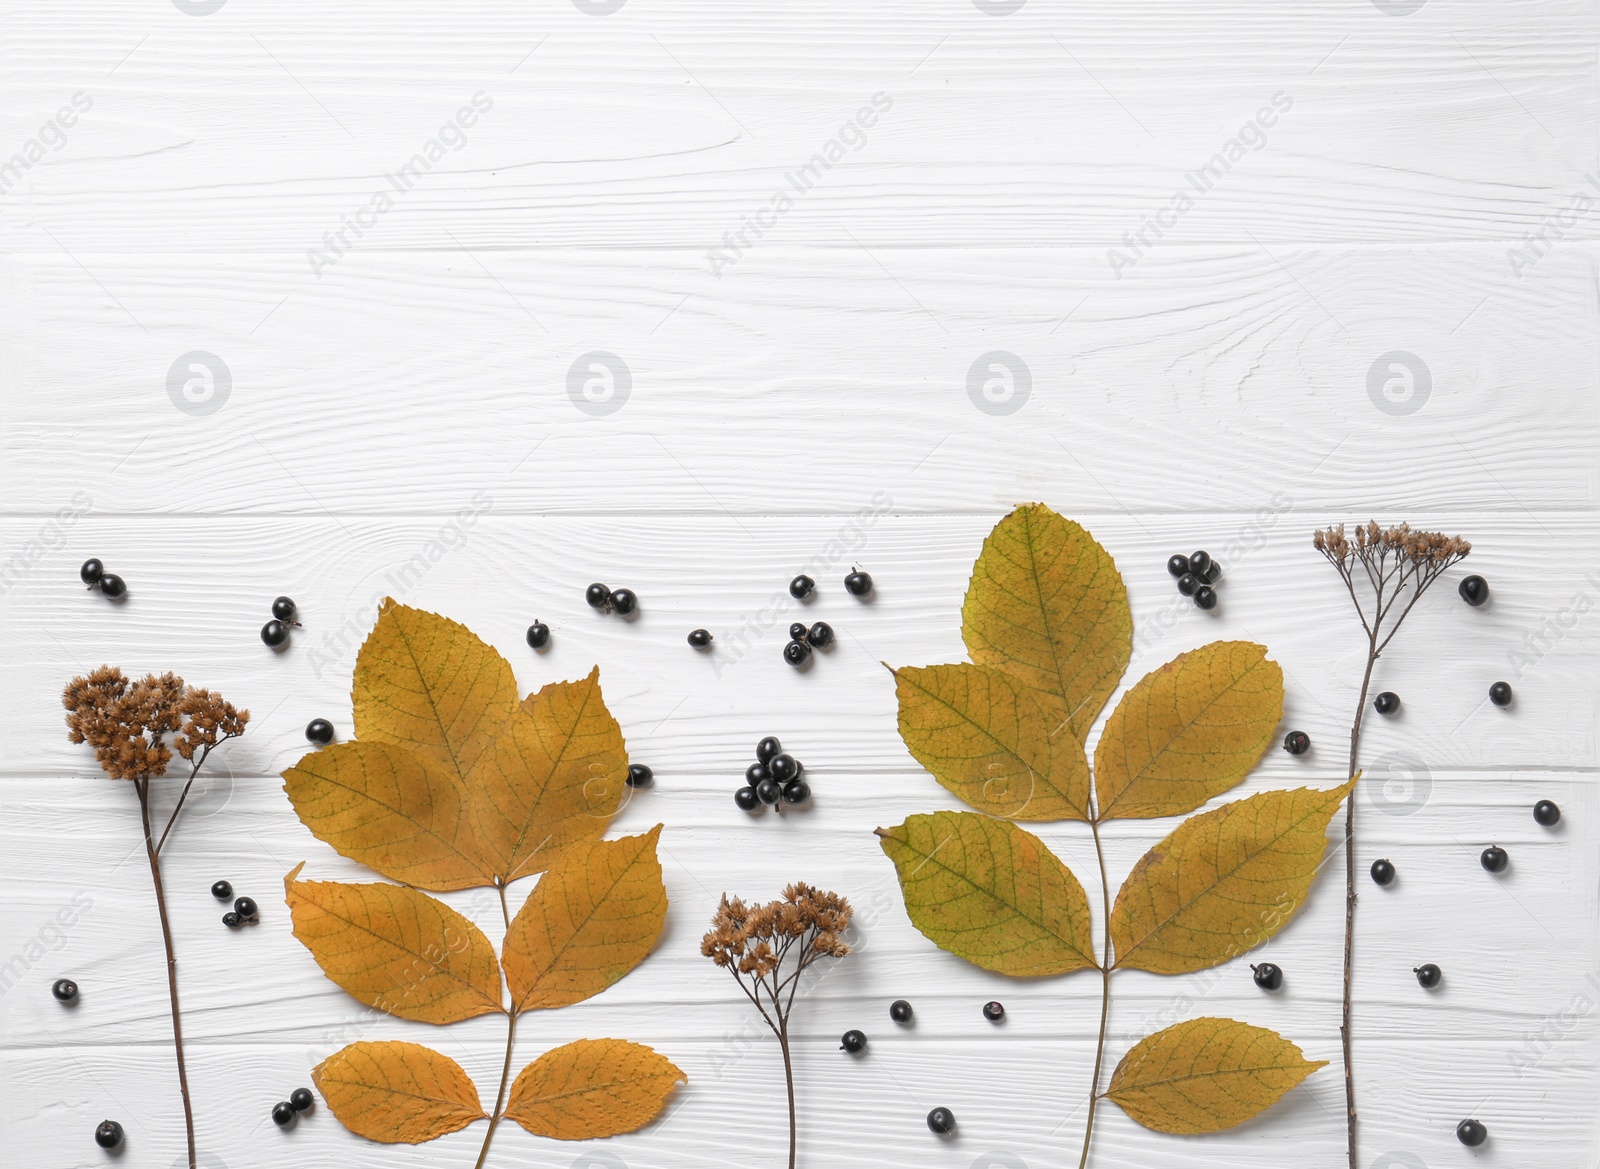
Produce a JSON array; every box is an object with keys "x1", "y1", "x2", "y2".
[
  {"x1": 503, "y1": 827, "x2": 667, "y2": 1012},
  {"x1": 313, "y1": 1040, "x2": 486, "y2": 1143},
  {"x1": 504, "y1": 1039, "x2": 685, "y2": 1140}
]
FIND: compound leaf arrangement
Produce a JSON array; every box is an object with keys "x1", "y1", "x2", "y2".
[
  {"x1": 878, "y1": 504, "x2": 1349, "y2": 1164},
  {"x1": 282, "y1": 600, "x2": 682, "y2": 1166}
]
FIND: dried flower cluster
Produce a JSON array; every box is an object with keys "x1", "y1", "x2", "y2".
[{"x1": 64, "y1": 666, "x2": 248, "y2": 781}]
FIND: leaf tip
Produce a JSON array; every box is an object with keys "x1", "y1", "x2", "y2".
[{"x1": 283, "y1": 860, "x2": 306, "y2": 899}]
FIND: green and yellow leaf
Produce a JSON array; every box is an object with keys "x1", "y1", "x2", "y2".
[
  {"x1": 876, "y1": 810, "x2": 1097, "y2": 976},
  {"x1": 505, "y1": 1039, "x2": 685, "y2": 1140},
  {"x1": 1106, "y1": 1017, "x2": 1327, "y2": 1133},
  {"x1": 1095, "y1": 641, "x2": 1285, "y2": 820},
  {"x1": 313, "y1": 1040, "x2": 486, "y2": 1143}
]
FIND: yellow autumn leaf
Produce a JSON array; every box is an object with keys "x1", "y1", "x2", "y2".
[
  {"x1": 1106, "y1": 1017, "x2": 1327, "y2": 1133},
  {"x1": 503, "y1": 826, "x2": 667, "y2": 1012},
  {"x1": 876, "y1": 810, "x2": 1097, "y2": 976},
  {"x1": 353, "y1": 599, "x2": 519, "y2": 782},
  {"x1": 894, "y1": 663, "x2": 1091, "y2": 821},
  {"x1": 313, "y1": 1040, "x2": 486, "y2": 1144},
  {"x1": 1111, "y1": 780, "x2": 1355, "y2": 974},
  {"x1": 472, "y1": 668, "x2": 630, "y2": 881},
  {"x1": 282, "y1": 740, "x2": 494, "y2": 891},
  {"x1": 505, "y1": 1038, "x2": 684, "y2": 1139},
  {"x1": 961, "y1": 504, "x2": 1132, "y2": 740},
  {"x1": 285, "y1": 864, "x2": 504, "y2": 1024},
  {"x1": 1094, "y1": 641, "x2": 1285, "y2": 820}
]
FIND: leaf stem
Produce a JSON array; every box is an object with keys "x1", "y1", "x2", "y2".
[
  {"x1": 1078, "y1": 816, "x2": 1114, "y2": 1169},
  {"x1": 475, "y1": 882, "x2": 518, "y2": 1169}
]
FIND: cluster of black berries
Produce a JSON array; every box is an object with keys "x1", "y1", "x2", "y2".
[
  {"x1": 783, "y1": 621, "x2": 834, "y2": 668},
  {"x1": 838, "y1": 999, "x2": 1007, "y2": 1136},
  {"x1": 271, "y1": 1087, "x2": 315, "y2": 1127},
  {"x1": 585, "y1": 582, "x2": 637, "y2": 616},
  {"x1": 1166, "y1": 550, "x2": 1221, "y2": 611},
  {"x1": 213, "y1": 879, "x2": 259, "y2": 928},
  {"x1": 735, "y1": 736, "x2": 808, "y2": 810},
  {"x1": 261, "y1": 595, "x2": 301, "y2": 648},
  {"x1": 79, "y1": 558, "x2": 126, "y2": 599}
]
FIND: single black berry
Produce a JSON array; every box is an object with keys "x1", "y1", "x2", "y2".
[
  {"x1": 585, "y1": 583, "x2": 611, "y2": 609},
  {"x1": 769, "y1": 754, "x2": 800, "y2": 781},
  {"x1": 789, "y1": 574, "x2": 816, "y2": 600},
  {"x1": 807, "y1": 622, "x2": 834, "y2": 648},
  {"x1": 844, "y1": 568, "x2": 873, "y2": 597},
  {"x1": 222, "y1": 911, "x2": 242, "y2": 928},
  {"x1": 756, "y1": 778, "x2": 783, "y2": 805},
  {"x1": 1251, "y1": 962, "x2": 1283, "y2": 990},
  {"x1": 687, "y1": 628, "x2": 712, "y2": 649},
  {"x1": 211, "y1": 879, "x2": 234, "y2": 900},
  {"x1": 94, "y1": 1119, "x2": 123, "y2": 1149},
  {"x1": 1193, "y1": 585, "x2": 1218, "y2": 611},
  {"x1": 609, "y1": 588, "x2": 638, "y2": 615},
  {"x1": 1370, "y1": 858, "x2": 1395, "y2": 886},
  {"x1": 1456, "y1": 1118, "x2": 1487, "y2": 1147},
  {"x1": 526, "y1": 622, "x2": 550, "y2": 649},
  {"x1": 1534, "y1": 799, "x2": 1561, "y2": 827},
  {"x1": 782, "y1": 779, "x2": 810, "y2": 804},
  {"x1": 1176, "y1": 572, "x2": 1201, "y2": 597},
  {"x1": 790, "y1": 622, "x2": 809, "y2": 642},
  {"x1": 1373, "y1": 691, "x2": 1400, "y2": 715},
  {"x1": 744, "y1": 764, "x2": 771, "y2": 788},
  {"x1": 1480, "y1": 845, "x2": 1508, "y2": 873},
  {"x1": 756, "y1": 736, "x2": 782, "y2": 763},
  {"x1": 305, "y1": 718, "x2": 334, "y2": 745},
  {"x1": 1414, "y1": 963, "x2": 1442, "y2": 989},
  {"x1": 98, "y1": 573, "x2": 126, "y2": 599},
  {"x1": 235, "y1": 896, "x2": 259, "y2": 919},
  {"x1": 271, "y1": 595, "x2": 298, "y2": 622},
  {"x1": 890, "y1": 999, "x2": 913, "y2": 1023},
  {"x1": 1166, "y1": 554, "x2": 1190, "y2": 578},
  {"x1": 1197, "y1": 559, "x2": 1223, "y2": 584},
  {"x1": 271, "y1": 1100, "x2": 296, "y2": 1127},
  {"x1": 80, "y1": 558, "x2": 104, "y2": 585},
  {"x1": 840, "y1": 1029, "x2": 867, "y2": 1053},
  {"x1": 1458, "y1": 576, "x2": 1489, "y2": 607},
  {"x1": 289, "y1": 1087, "x2": 314, "y2": 1112},
  {"x1": 1189, "y1": 550, "x2": 1213, "y2": 578},
  {"x1": 261, "y1": 619, "x2": 289, "y2": 647},
  {"x1": 927, "y1": 1107, "x2": 955, "y2": 1135},
  {"x1": 1283, "y1": 731, "x2": 1310, "y2": 755},
  {"x1": 1488, "y1": 680, "x2": 1512, "y2": 707},
  {"x1": 52, "y1": 978, "x2": 78, "y2": 1003},
  {"x1": 734, "y1": 786, "x2": 760, "y2": 811},
  {"x1": 627, "y1": 764, "x2": 653, "y2": 787},
  {"x1": 783, "y1": 640, "x2": 811, "y2": 667},
  {"x1": 982, "y1": 1000, "x2": 1005, "y2": 1021}
]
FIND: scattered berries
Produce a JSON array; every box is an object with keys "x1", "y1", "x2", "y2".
[
  {"x1": 927, "y1": 1107, "x2": 956, "y2": 1135},
  {"x1": 1489, "y1": 681, "x2": 1512, "y2": 707},
  {"x1": 98, "y1": 573, "x2": 127, "y2": 599},
  {"x1": 1166, "y1": 554, "x2": 1190, "y2": 578},
  {"x1": 94, "y1": 1119, "x2": 123, "y2": 1149},
  {"x1": 627, "y1": 764, "x2": 653, "y2": 787},
  {"x1": 289, "y1": 1087, "x2": 314, "y2": 1112},
  {"x1": 756, "y1": 736, "x2": 782, "y2": 763},
  {"x1": 769, "y1": 754, "x2": 800, "y2": 782},
  {"x1": 585, "y1": 583, "x2": 612, "y2": 609},
  {"x1": 1456, "y1": 1118, "x2": 1487, "y2": 1146},
  {"x1": 783, "y1": 639, "x2": 811, "y2": 667},
  {"x1": 789, "y1": 575, "x2": 816, "y2": 600},
  {"x1": 807, "y1": 621, "x2": 834, "y2": 648},
  {"x1": 235, "y1": 896, "x2": 259, "y2": 919},
  {"x1": 1194, "y1": 585, "x2": 1218, "y2": 611},
  {"x1": 80, "y1": 558, "x2": 104, "y2": 585},
  {"x1": 756, "y1": 778, "x2": 783, "y2": 805},
  {"x1": 1251, "y1": 962, "x2": 1283, "y2": 990},
  {"x1": 526, "y1": 622, "x2": 550, "y2": 649},
  {"x1": 609, "y1": 588, "x2": 638, "y2": 616},
  {"x1": 305, "y1": 718, "x2": 334, "y2": 745},
  {"x1": 211, "y1": 880, "x2": 234, "y2": 900},
  {"x1": 1373, "y1": 691, "x2": 1400, "y2": 716},
  {"x1": 890, "y1": 999, "x2": 913, "y2": 1023},
  {"x1": 1370, "y1": 859, "x2": 1395, "y2": 886},
  {"x1": 782, "y1": 779, "x2": 810, "y2": 804},
  {"x1": 1283, "y1": 731, "x2": 1310, "y2": 756},
  {"x1": 687, "y1": 628, "x2": 712, "y2": 649},
  {"x1": 734, "y1": 786, "x2": 760, "y2": 811},
  {"x1": 982, "y1": 1000, "x2": 1006, "y2": 1021},
  {"x1": 81, "y1": 559, "x2": 126, "y2": 599},
  {"x1": 1480, "y1": 845, "x2": 1508, "y2": 873},
  {"x1": 271, "y1": 1100, "x2": 297, "y2": 1127},
  {"x1": 843, "y1": 568, "x2": 874, "y2": 597},
  {"x1": 840, "y1": 1029, "x2": 867, "y2": 1053},
  {"x1": 52, "y1": 978, "x2": 78, "y2": 1003},
  {"x1": 1458, "y1": 576, "x2": 1489, "y2": 607},
  {"x1": 261, "y1": 620, "x2": 290, "y2": 648},
  {"x1": 222, "y1": 911, "x2": 242, "y2": 928},
  {"x1": 1534, "y1": 799, "x2": 1561, "y2": 827},
  {"x1": 271, "y1": 596, "x2": 299, "y2": 622},
  {"x1": 1414, "y1": 963, "x2": 1442, "y2": 989}
]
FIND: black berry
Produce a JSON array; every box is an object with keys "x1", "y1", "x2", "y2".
[
  {"x1": 687, "y1": 628, "x2": 712, "y2": 649},
  {"x1": 1370, "y1": 858, "x2": 1395, "y2": 886},
  {"x1": 1189, "y1": 550, "x2": 1213, "y2": 578},
  {"x1": 789, "y1": 574, "x2": 816, "y2": 600},
  {"x1": 1456, "y1": 1119, "x2": 1487, "y2": 1147},
  {"x1": 271, "y1": 1100, "x2": 296, "y2": 1127},
  {"x1": 1373, "y1": 691, "x2": 1400, "y2": 715},
  {"x1": 1197, "y1": 559, "x2": 1223, "y2": 584},
  {"x1": 526, "y1": 622, "x2": 550, "y2": 649},
  {"x1": 1534, "y1": 799, "x2": 1561, "y2": 827},
  {"x1": 783, "y1": 640, "x2": 811, "y2": 667},
  {"x1": 271, "y1": 595, "x2": 298, "y2": 622},
  {"x1": 1166, "y1": 554, "x2": 1190, "y2": 578},
  {"x1": 94, "y1": 1120, "x2": 123, "y2": 1149},
  {"x1": 790, "y1": 622, "x2": 808, "y2": 642},
  {"x1": 80, "y1": 558, "x2": 104, "y2": 585},
  {"x1": 1480, "y1": 845, "x2": 1508, "y2": 873},
  {"x1": 982, "y1": 1000, "x2": 1005, "y2": 1021},
  {"x1": 1282, "y1": 731, "x2": 1310, "y2": 755},
  {"x1": 222, "y1": 911, "x2": 242, "y2": 928},
  {"x1": 235, "y1": 896, "x2": 259, "y2": 919},
  {"x1": 734, "y1": 786, "x2": 760, "y2": 811},
  {"x1": 756, "y1": 778, "x2": 783, "y2": 805},
  {"x1": 261, "y1": 619, "x2": 289, "y2": 647},
  {"x1": 305, "y1": 718, "x2": 334, "y2": 745},
  {"x1": 1488, "y1": 681, "x2": 1512, "y2": 707},
  {"x1": 627, "y1": 764, "x2": 653, "y2": 787},
  {"x1": 746, "y1": 762, "x2": 771, "y2": 785},
  {"x1": 1193, "y1": 585, "x2": 1218, "y2": 611},
  {"x1": 52, "y1": 978, "x2": 78, "y2": 1003},
  {"x1": 1251, "y1": 962, "x2": 1283, "y2": 990},
  {"x1": 98, "y1": 573, "x2": 126, "y2": 599},
  {"x1": 585, "y1": 583, "x2": 611, "y2": 609},
  {"x1": 890, "y1": 999, "x2": 913, "y2": 1023},
  {"x1": 1176, "y1": 572, "x2": 1201, "y2": 597},
  {"x1": 807, "y1": 622, "x2": 834, "y2": 648},
  {"x1": 756, "y1": 736, "x2": 782, "y2": 763},
  {"x1": 211, "y1": 879, "x2": 234, "y2": 900},
  {"x1": 844, "y1": 568, "x2": 873, "y2": 597},
  {"x1": 782, "y1": 779, "x2": 810, "y2": 804},
  {"x1": 1414, "y1": 963, "x2": 1442, "y2": 989},
  {"x1": 769, "y1": 754, "x2": 800, "y2": 781},
  {"x1": 1458, "y1": 576, "x2": 1489, "y2": 607},
  {"x1": 289, "y1": 1087, "x2": 314, "y2": 1112},
  {"x1": 609, "y1": 588, "x2": 638, "y2": 615},
  {"x1": 927, "y1": 1107, "x2": 955, "y2": 1135},
  {"x1": 840, "y1": 1029, "x2": 867, "y2": 1053}
]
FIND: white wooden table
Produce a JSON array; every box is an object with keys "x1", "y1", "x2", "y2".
[{"x1": 2, "y1": 1, "x2": 1597, "y2": 1166}]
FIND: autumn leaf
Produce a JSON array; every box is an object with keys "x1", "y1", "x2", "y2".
[
  {"x1": 876, "y1": 811, "x2": 1097, "y2": 975},
  {"x1": 284, "y1": 864, "x2": 504, "y2": 1024},
  {"x1": 313, "y1": 1040, "x2": 486, "y2": 1143},
  {"x1": 473, "y1": 669, "x2": 630, "y2": 881},
  {"x1": 282, "y1": 740, "x2": 493, "y2": 891},
  {"x1": 1106, "y1": 1017, "x2": 1327, "y2": 1133},
  {"x1": 894, "y1": 663, "x2": 1090, "y2": 821},
  {"x1": 504, "y1": 1039, "x2": 685, "y2": 1140},
  {"x1": 1094, "y1": 641, "x2": 1285, "y2": 820},
  {"x1": 1111, "y1": 780, "x2": 1356, "y2": 974},
  {"x1": 503, "y1": 827, "x2": 667, "y2": 1012},
  {"x1": 961, "y1": 504, "x2": 1131, "y2": 740}
]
